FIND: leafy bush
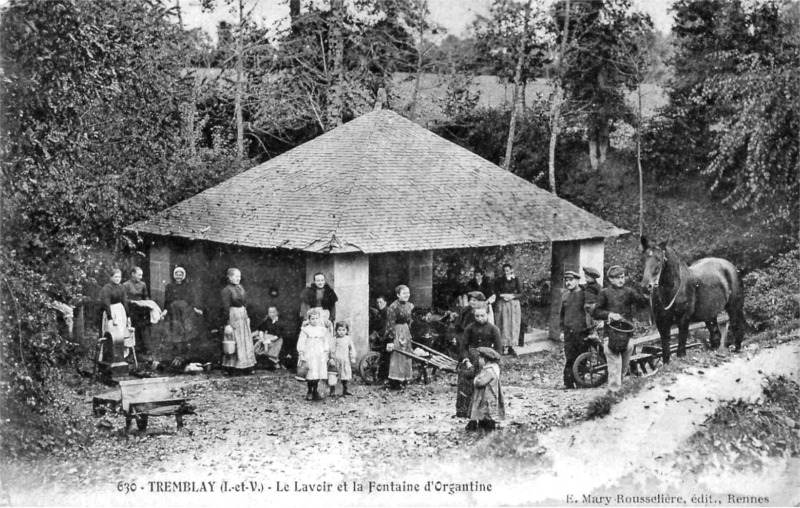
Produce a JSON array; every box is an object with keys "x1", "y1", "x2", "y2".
[{"x1": 743, "y1": 249, "x2": 800, "y2": 331}]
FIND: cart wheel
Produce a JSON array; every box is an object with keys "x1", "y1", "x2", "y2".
[
  {"x1": 358, "y1": 352, "x2": 381, "y2": 385},
  {"x1": 573, "y1": 351, "x2": 607, "y2": 388}
]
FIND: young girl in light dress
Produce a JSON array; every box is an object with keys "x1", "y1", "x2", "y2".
[
  {"x1": 297, "y1": 308, "x2": 330, "y2": 401},
  {"x1": 328, "y1": 321, "x2": 356, "y2": 397}
]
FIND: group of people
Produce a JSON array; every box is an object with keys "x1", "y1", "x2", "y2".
[
  {"x1": 458, "y1": 264, "x2": 525, "y2": 356},
  {"x1": 98, "y1": 266, "x2": 162, "y2": 358},
  {"x1": 560, "y1": 265, "x2": 647, "y2": 392},
  {"x1": 99, "y1": 259, "x2": 645, "y2": 432}
]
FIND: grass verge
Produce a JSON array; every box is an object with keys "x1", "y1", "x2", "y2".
[{"x1": 672, "y1": 375, "x2": 800, "y2": 473}]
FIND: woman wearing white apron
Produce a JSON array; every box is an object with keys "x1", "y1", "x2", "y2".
[{"x1": 100, "y1": 268, "x2": 128, "y2": 341}]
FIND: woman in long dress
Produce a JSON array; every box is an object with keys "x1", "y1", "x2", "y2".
[
  {"x1": 162, "y1": 266, "x2": 203, "y2": 357},
  {"x1": 100, "y1": 268, "x2": 128, "y2": 342},
  {"x1": 493, "y1": 263, "x2": 523, "y2": 355},
  {"x1": 384, "y1": 284, "x2": 414, "y2": 389},
  {"x1": 221, "y1": 268, "x2": 256, "y2": 374}
]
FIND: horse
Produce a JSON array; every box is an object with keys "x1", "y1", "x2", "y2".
[{"x1": 639, "y1": 237, "x2": 745, "y2": 363}]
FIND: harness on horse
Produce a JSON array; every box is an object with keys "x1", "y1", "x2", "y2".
[{"x1": 649, "y1": 250, "x2": 684, "y2": 312}]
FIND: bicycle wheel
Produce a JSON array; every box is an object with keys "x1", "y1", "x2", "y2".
[
  {"x1": 358, "y1": 352, "x2": 381, "y2": 385},
  {"x1": 573, "y1": 351, "x2": 608, "y2": 388}
]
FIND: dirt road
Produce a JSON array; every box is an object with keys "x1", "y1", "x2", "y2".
[{"x1": 2, "y1": 339, "x2": 799, "y2": 506}]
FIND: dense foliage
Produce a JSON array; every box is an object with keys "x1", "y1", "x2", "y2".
[
  {"x1": 0, "y1": 0, "x2": 248, "y2": 410},
  {"x1": 743, "y1": 249, "x2": 800, "y2": 331},
  {"x1": 645, "y1": 0, "x2": 799, "y2": 224}
]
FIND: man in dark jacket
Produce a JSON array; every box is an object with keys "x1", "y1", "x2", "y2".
[
  {"x1": 560, "y1": 271, "x2": 586, "y2": 389},
  {"x1": 592, "y1": 265, "x2": 648, "y2": 392}
]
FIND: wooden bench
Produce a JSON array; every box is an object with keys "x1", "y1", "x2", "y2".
[{"x1": 118, "y1": 378, "x2": 193, "y2": 433}]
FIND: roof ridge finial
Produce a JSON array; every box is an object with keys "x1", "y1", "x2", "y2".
[{"x1": 374, "y1": 88, "x2": 387, "y2": 111}]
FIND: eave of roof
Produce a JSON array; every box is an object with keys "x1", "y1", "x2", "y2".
[{"x1": 126, "y1": 110, "x2": 628, "y2": 253}]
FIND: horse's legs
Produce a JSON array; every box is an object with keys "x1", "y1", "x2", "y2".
[
  {"x1": 706, "y1": 318, "x2": 721, "y2": 350},
  {"x1": 676, "y1": 319, "x2": 691, "y2": 358},
  {"x1": 657, "y1": 321, "x2": 673, "y2": 364},
  {"x1": 727, "y1": 296, "x2": 746, "y2": 353}
]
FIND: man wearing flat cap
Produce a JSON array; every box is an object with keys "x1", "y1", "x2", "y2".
[
  {"x1": 560, "y1": 270, "x2": 586, "y2": 389},
  {"x1": 582, "y1": 266, "x2": 603, "y2": 328},
  {"x1": 592, "y1": 265, "x2": 648, "y2": 392}
]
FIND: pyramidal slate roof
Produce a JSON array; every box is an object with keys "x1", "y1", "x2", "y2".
[{"x1": 126, "y1": 109, "x2": 627, "y2": 253}]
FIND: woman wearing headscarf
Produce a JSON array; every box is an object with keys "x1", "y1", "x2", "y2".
[
  {"x1": 162, "y1": 266, "x2": 203, "y2": 357},
  {"x1": 220, "y1": 268, "x2": 256, "y2": 374},
  {"x1": 384, "y1": 284, "x2": 414, "y2": 389}
]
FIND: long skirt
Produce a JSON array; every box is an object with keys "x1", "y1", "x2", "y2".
[
  {"x1": 128, "y1": 302, "x2": 152, "y2": 353},
  {"x1": 222, "y1": 307, "x2": 256, "y2": 370},
  {"x1": 167, "y1": 300, "x2": 198, "y2": 343},
  {"x1": 495, "y1": 299, "x2": 521, "y2": 348},
  {"x1": 388, "y1": 324, "x2": 413, "y2": 381},
  {"x1": 455, "y1": 349, "x2": 480, "y2": 417}
]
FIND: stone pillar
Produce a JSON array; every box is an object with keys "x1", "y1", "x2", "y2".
[
  {"x1": 407, "y1": 250, "x2": 433, "y2": 308},
  {"x1": 549, "y1": 239, "x2": 605, "y2": 338},
  {"x1": 579, "y1": 238, "x2": 605, "y2": 287},
  {"x1": 149, "y1": 240, "x2": 172, "y2": 308},
  {"x1": 331, "y1": 253, "x2": 370, "y2": 358}
]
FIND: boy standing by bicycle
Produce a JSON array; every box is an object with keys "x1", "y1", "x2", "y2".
[{"x1": 560, "y1": 270, "x2": 586, "y2": 389}]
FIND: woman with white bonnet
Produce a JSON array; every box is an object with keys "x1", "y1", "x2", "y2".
[{"x1": 162, "y1": 266, "x2": 203, "y2": 357}]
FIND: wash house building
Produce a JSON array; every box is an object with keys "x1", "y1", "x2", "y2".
[{"x1": 125, "y1": 109, "x2": 627, "y2": 356}]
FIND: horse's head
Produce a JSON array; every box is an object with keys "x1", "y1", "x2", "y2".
[{"x1": 640, "y1": 236, "x2": 668, "y2": 295}]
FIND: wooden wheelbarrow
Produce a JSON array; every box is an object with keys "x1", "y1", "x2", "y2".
[
  {"x1": 94, "y1": 377, "x2": 195, "y2": 434},
  {"x1": 393, "y1": 340, "x2": 459, "y2": 373}
]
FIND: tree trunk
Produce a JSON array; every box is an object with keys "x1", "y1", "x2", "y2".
[
  {"x1": 589, "y1": 138, "x2": 599, "y2": 170},
  {"x1": 410, "y1": 51, "x2": 423, "y2": 121},
  {"x1": 548, "y1": 0, "x2": 570, "y2": 195},
  {"x1": 548, "y1": 84, "x2": 562, "y2": 194},
  {"x1": 326, "y1": 0, "x2": 345, "y2": 130},
  {"x1": 409, "y1": 0, "x2": 429, "y2": 122},
  {"x1": 235, "y1": 0, "x2": 244, "y2": 165},
  {"x1": 503, "y1": 0, "x2": 532, "y2": 171},
  {"x1": 599, "y1": 121, "x2": 609, "y2": 165},
  {"x1": 637, "y1": 84, "x2": 644, "y2": 237}
]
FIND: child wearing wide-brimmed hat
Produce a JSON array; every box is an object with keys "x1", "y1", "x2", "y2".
[{"x1": 466, "y1": 346, "x2": 505, "y2": 432}]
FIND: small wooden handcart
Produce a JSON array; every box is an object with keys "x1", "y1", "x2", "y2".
[{"x1": 93, "y1": 377, "x2": 195, "y2": 433}]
